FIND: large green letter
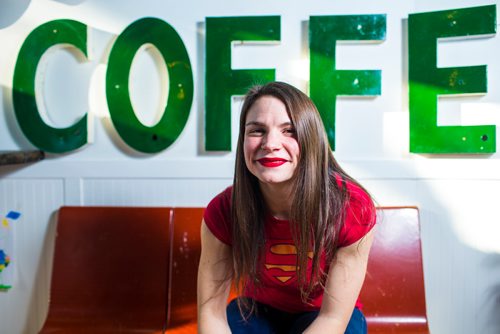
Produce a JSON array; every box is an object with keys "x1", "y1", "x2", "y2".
[
  {"x1": 106, "y1": 17, "x2": 193, "y2": 153},
  {"x1": 205, "y1": 16, "x2": 280, "y2": 151},
  {"x1": 409, "y1": 5, "x2": 496, "y2": 153},
  {"x1": 310, "y1": 15, "x2": 386, "y2": 150},
  {"x1": 13, "y1": 19, "x2": 88, "y2": 153}
]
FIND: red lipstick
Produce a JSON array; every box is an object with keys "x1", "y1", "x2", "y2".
[{"x1": 257, "y1": 158, "x2": 287, "y2": 167}]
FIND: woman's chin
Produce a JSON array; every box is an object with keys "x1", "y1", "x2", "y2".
[{"x1": 258, "y1": 177, "x2": 293, "y2": 187}]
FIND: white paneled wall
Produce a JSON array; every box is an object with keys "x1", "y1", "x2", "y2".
[
  {"x1": 82, "y1": 178, "x2": 232, "y2": 206},
  {"x1": 0, "y1": 179, "x2": 63, "y2": 334}
]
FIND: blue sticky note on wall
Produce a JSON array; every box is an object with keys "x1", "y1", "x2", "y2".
[
  {"x1": 5, "y1": 212, "x2": 20, "y2": 220},
  {"x1": 0, "y1": 249, "x2": 6, "y2": 263}
]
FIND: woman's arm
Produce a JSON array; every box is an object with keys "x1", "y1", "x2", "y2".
[
  {"x1": 304, "y1": 228, "x2": 376, "y2": 334},
  {"x1": 197, "y1": 220, "x2": 233, "y2": 334}
]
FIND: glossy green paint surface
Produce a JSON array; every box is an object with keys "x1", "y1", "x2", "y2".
[
  {"x1": 310, "y1": 15, "x2": 386, "y2": 150},
  {"x1": 12, "y1": 19, "x2": 88, "y2": 153},
  {"x1": 205, "y1": 16, "x2": 280, "y2": 151},
  {"x1": 106, "y1": 17, "x2": 193, "y2": 153},
  {"x1": 409, "y1": 5, "x2": 496, "y2": 153}
]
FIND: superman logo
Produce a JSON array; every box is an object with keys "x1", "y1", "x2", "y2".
[{"x1": 264, "y1": 243, "x2": 313, "y2": 284}]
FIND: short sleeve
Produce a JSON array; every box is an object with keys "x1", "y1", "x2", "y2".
[
  {"x1": 203, "y1": 186, "x2": 233, "y2": 245},
  {"x1": 337, "y1": 181, "x2": 376, "y2": 247}
]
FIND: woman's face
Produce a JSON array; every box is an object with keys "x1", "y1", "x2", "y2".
[{"x1": 243, "y1": 96, "x2": 300, "y2": 188}]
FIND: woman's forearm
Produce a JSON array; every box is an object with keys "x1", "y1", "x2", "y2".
[
  {"x1": 305, "y1": 229, "x2": 375, "y2": 333},
  {"x1": 197, "y1": 221, "x2": 233, "y2": 334}
]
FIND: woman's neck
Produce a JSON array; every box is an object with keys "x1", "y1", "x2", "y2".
[{"x1": 259, "y1": 182, "x2": 294, "y2": 220}]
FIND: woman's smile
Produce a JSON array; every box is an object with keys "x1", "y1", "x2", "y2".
[{"x1": 257, "y1": 157, "x2": 288, "y2": 167}]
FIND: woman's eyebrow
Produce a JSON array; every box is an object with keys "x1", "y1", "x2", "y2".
[
  {"x1": 245, "y1": 121, "x2": 264, "y2": 127},
  {"x1": 245, "y1": 121, "x2": 293, "y2": 127}
]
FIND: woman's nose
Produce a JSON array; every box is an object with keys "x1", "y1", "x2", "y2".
[{"x1": 261, "y1": 131, "x2": 281, "y2": 151}]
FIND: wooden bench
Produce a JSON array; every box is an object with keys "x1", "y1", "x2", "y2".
[{"x1": 40, "y1": 206, "x2": 429, "y2": 333}]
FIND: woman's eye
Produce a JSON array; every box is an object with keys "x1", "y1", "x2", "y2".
[
  {"x1": 284, "y1": 128, "x2": 296, "y2": 135},
  {"x1": 248, "y1": 128, "x2": 264, "y2": 135}
]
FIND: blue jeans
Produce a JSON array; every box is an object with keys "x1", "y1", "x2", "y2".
[{"x1": 227, "y1": 298, "x2": 367, "y2": 334}]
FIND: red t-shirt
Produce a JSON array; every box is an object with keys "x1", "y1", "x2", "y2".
[{"x1": 203, "y1": 178, "x2": 376, "y2": 313}]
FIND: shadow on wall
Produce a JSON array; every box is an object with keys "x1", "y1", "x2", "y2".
[
  {"x1": 24, "y1": 211, "x2": 58, "y2": 334},
  {"x1": 50, "y1": 0, "x2": 87, "y2": 5},
  {"x1": 484, "y1": 254, "x2": 500, "y2": 333},
  {"x1": 0, "y1": 0, "x2": 31, "y2": 29}
]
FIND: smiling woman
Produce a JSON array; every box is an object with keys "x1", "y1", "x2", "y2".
[{"x1": 197, "y1": 81, "x2": 377, "y2": 334}]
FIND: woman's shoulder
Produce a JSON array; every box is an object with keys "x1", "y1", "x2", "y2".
[
  {"x1": 203, "y1": 185, "x2": 233, "y2": 245},
  {"x1": 205, "y1": 185, "x2": 233, "y2": 218},
  {"x1": 332, "y1": 173, "x2": 372, "y2": 205},
  {"x1": 333, "y1": 173, "x2": 377, "y2": 247}
]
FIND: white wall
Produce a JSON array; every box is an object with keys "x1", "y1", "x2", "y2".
[{"x1": 1, "y1": 0, "x2": 500, "y2": 333}]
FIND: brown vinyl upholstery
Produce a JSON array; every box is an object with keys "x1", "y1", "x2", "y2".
[
  {"x1": 166, "y1": 208, "x2": 203, "y2": 332},
  {"x1": 39, "y1": 207, "x2": 171, "y2": 333},
  {"x1": 359, "y1": 207, "x2": 430, "y2": 333}
]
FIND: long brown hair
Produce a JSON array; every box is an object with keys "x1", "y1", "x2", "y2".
[{"x1": 231, "y1": 81, "x2": 363, "y2": 309}]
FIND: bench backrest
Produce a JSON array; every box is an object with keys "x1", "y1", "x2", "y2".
[
  {"x1": 40, "y1": 207, "x2": 171, "y2": 333},
  {"x1": 360, "y1": 207, "x2": 429, "y2": 333},
  {"x1": 41, "y1": 206, "x2": 429, "y2": 333}
]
